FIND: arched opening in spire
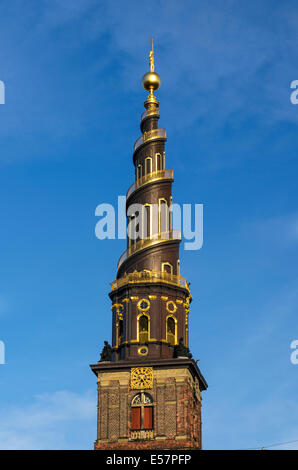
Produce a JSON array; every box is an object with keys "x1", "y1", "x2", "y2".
[
  {"x1": 162, "y1": 262, "x2": 173, "y2": 274},
  {"x1": 142, "y1": 204, "x2": 152, "y2": 239},
  {"x1": 145, "y1": 157, "x2": 152, "y2": 175},
  {"x1": 166, "y1": 316, "x2": 177, "y2": 346},
  {"x1": 138, "y1": 314, "x2": 149, "y2": 343},
  {"x1": 137, "y1": 164, "x2": 142, "y2": 181},
  {"x1": 158, "y1": 198, "x2": 169, "y2": 234},
  {"x1": 156, "y1": 153, "x2": 163, "y2": 171}
]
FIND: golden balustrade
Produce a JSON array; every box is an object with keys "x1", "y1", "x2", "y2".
[
  {"x1": 134, "y1": 128, "x2": 166, "y2": 152},
  {"x1": 111, "y1": 268, "x2": 189, "y2": 292}
]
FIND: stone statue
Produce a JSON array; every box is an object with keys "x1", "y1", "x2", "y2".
[
  {"x1": 99, "y1": 341, "x2": 112, "y2": 362},
  {"x1": 174, "y1": 337, "x2": 193, "y2": 359}
]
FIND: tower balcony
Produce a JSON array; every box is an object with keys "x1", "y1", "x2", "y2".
[
  {"x1": 134, "y1": 128, "x2": 166, "y2": 152},
  {"x1": 126, "y1": 169, "x2": 173, "y2": 200},
  {"x1": 141, "y1": 107, "x2": 159, "y2": 122},
  {"x1": 117, "y1": 230, "x2": 181, "y2": 271},
  {"x1": 111, "y1": 269, "x2": 190, "y2": 292}
]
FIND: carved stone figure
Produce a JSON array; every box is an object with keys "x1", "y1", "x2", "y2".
[
  {"x1": 174, "y1": 337, "x2": 193, "y2": 359},
  {"x1": 99, "y1": 341, "x2": 112, "y2": 362}
]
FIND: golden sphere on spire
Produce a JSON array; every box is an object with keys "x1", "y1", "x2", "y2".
[
  {"x1": 142, "y1": 39, "x2": 161, "y2": 99},
  {"x1": 142, "y1": 72, "x2": 161, "y2": 92}
]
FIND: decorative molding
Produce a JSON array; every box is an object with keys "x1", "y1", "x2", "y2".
[
  {"x1": 111, "y1": 303, "x2": 124, "y2": 320},
  {"x1": 166, "y1": 300, "x2": 177, "y2": 313},
  {"x1": 137, "y1": 298, "x2": 150, "y2": 312},
  {"x1": 138, "y1": 346, "x2": 149, "y2": 356}
]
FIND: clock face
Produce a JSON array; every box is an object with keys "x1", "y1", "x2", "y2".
[{"x1": 131, "y1": 367, "x2": 153, "y2": 389}]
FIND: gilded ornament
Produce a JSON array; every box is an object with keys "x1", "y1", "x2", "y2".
[{"x1": 131, "y1": 367, "x2": 153, "y2": 390}]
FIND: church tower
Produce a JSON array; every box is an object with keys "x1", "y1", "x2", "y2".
[{"x1": 90, "y1": 42, "x2": 207, "y2": 450}]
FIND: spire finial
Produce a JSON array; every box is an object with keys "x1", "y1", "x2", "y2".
[
  {"x1": 142, "y1": 38, "x2": 161, "y2": 104},
  {"x1": 149, "y1": 38, "x2": 154, "y2": 72}
]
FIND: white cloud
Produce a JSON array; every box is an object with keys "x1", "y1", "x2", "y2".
[{"x1": 0, "y1": 390, "x2": 96, "y2": 449}]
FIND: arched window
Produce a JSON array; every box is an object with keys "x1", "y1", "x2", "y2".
[
  {"x1": 158, "y1": 198, "x2": 169, "y2": 234},
  {"x1": 138, "y1": 314, "x2": 149, "y2": 343},
  {"x1": 169, "y1": 195, "x2": 173, "y2": 230},
  {"x1": 131, "y1": 392, "x2": 153, "y2": 430},
  {"x1": 166, "y1": 316, "x2": 176, "y2": 345},
  {"x1": 156, "y1": 153, "x2": 163, "y2": 171},
  {"x1": 162, "y1": 262, "x2": 173, "y2": 274},
  {"x1": 142, "y1": 204, "x2": 151, "y2": 239},
  {"x1": 137, "y1": 164, "x2": 142, "y2": 181},
  {"x1": 128, "y1": 214, "x2": 136, "y2": 251},
  {"x1": 145, "y1": 157, "x2": 152, "y2": 175}
]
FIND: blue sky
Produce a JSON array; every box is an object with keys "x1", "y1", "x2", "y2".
[{"x1": 0, "y1": 0, "x2": 298, "y2": 449}]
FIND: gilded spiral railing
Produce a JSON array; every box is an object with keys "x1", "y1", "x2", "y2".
[
  {"x1": 134, "y1": 128, "x2": 166, "y2": 152},
  {"x1": 141, "y1": 107, "x2": 159, "y2": 122},
  {"x1": 127, "y1": 169, "x2": 173, "y2": 199},
  {"x1": 117, "y1": 230, "x2": 181, "y2": 270}
]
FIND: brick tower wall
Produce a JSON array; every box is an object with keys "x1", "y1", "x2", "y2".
[{"x1": 94, "y1": 366, "x2": 202, "y2": 450}]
